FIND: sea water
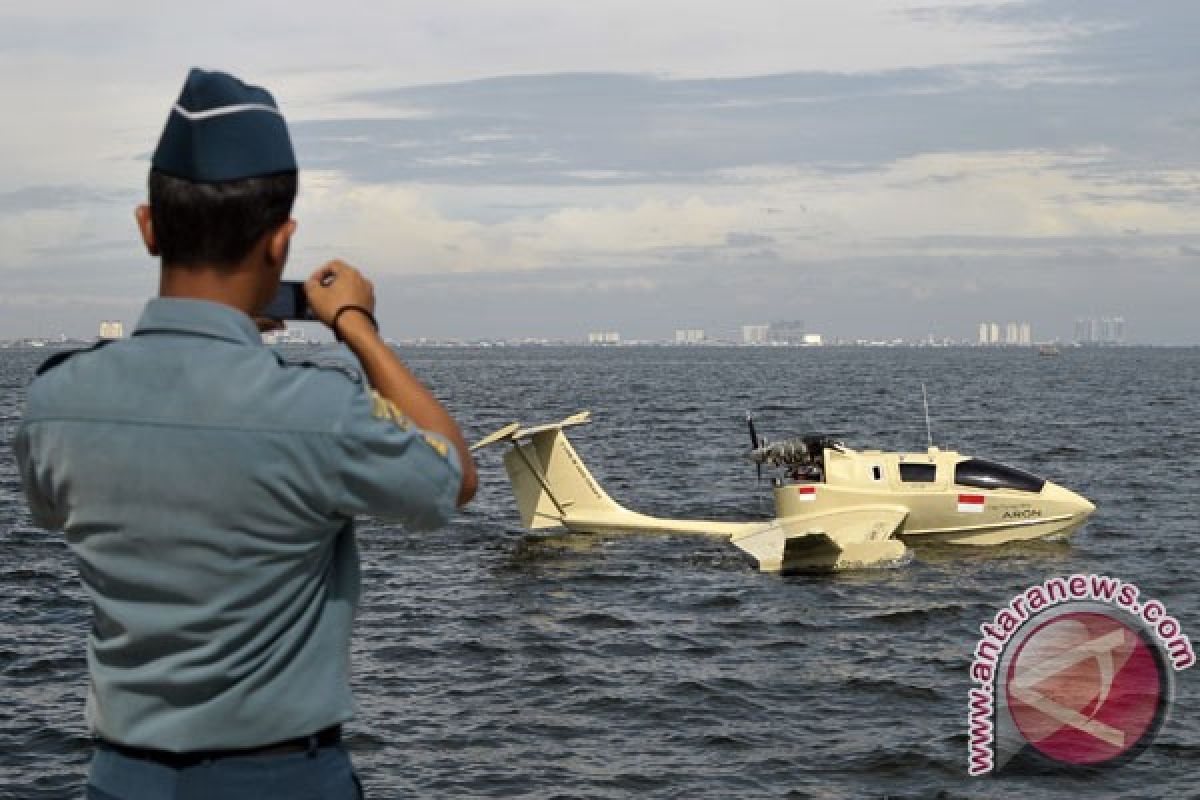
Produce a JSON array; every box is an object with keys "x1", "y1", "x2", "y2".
[{"x1": 2, "y1": 345, "x2": 1197, "y2": 798}]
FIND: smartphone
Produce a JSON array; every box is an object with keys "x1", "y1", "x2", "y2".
[{"x1": 259, "y1": 281, "x2": 316, "y2": 321}]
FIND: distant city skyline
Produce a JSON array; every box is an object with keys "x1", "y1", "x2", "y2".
[
  {"x1": 2, "y1": 3, "x2": 1198, "y2": 344},
  {"x1": 1, "y1": 314, "x2": 1146, "y2": 348},
  {"x1": 2, "y1": 304, "x2": 1142, "y2": 345}
]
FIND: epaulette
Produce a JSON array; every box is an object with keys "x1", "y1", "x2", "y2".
[
  {"x1": 269, "y1": 351, "x2": 363, "y2": 384},
  {"x1": 35, "y1": 340, "x2": 113, "y2": 376}
]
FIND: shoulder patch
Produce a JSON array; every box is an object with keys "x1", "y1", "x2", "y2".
[
  {"x1": 422, "y1": 433, "x2": 450, "y2": 459},
  {"x1": 370, "y1": 390, "x2": 411, "y2": 430},
  {"x1": 35, "y1": 340, "x2": 112, "y2": 376}
]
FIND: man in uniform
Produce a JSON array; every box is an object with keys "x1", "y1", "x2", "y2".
[{"x1": 13, "y1": 68, "x2": 477, "y2": 799}]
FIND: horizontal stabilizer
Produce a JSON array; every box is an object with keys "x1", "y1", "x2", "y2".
[
  {"x1": 470, "y1": 422, "x2": 520, "y2": 452},
  {"x1": 471, "y1": 411, "x2": 591, "y2": 452}
]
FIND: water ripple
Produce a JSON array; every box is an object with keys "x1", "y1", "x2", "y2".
[{"x1": 1, "y1": 346, "x2": 1198, "y2": 797}]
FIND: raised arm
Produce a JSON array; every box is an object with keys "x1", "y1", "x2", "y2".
[{"x1": 305, "y1": 260, "x2": 478, "y2": 506}]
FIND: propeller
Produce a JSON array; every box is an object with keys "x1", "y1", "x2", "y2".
[
  {"x1": 746, "y1": 414, "x2": 846, "y2": 484},
  {"x1": 746, "y1": 413, "x2": 764, "y2": 482}
]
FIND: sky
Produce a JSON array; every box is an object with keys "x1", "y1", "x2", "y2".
[{"x1": 1, "y1": 1, "x2": 1197, "y2": 343}]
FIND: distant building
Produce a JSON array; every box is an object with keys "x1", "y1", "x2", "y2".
[
  {"x1": 978, "y1": 321, "x2": 1033, "y2": 345},
  {"x1": 587, "y1": 331, "x2": 620, "y2": 345},
  {"x1": 802, "y1": 333, "x2": 823, "y2": 346},
  {"x1": 742, "y1": 324, "x2": 769, "y2": 345},
  {"x1": 768, "y1": 319, "x2": 806, "y2": 345},
  {"x1": 1101, "y1": 316, "x2": 1125, "y2": 344},
  {"x1": 1073, "y1": 316, "x2": 1125, "y2": 345},
  {"x1": 98, "y1": 320, "x2": 125, "y2": 340},
  {"x1": 674, "y1": 328, "x2": 705, "y2": 344}
]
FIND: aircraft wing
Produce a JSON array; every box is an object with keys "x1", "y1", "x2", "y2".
[{"x1": 730, "y1": 505, "x2": 909, "y2": 572}]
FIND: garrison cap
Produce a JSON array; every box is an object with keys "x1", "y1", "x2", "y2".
[{"x1": 152, "y1": 68, "x2": 297, "y2": 182}]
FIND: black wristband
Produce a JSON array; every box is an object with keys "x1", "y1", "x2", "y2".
[{"x1": 330, "y1": 305, "x2": 379, "y2": 342}]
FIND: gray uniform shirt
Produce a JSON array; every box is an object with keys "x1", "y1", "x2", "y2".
[{"x1": 13, "y1": 298, "x2": 461, "y2": 751}]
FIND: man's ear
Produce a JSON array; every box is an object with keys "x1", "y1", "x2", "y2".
[
  {"x1": 135, "y1": 205, "x2": 159, "y2": 256},
  {"x1": 267, "y1": 219, "x2": 297, "y2": 268}
]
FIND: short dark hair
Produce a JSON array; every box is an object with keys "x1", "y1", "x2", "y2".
[{"x1": 148, "y1": 169, "x2": 297, "y2": 268}]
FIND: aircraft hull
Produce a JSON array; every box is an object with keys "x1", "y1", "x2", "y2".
[
  {"x1": 899, "y1": 515, "x2": 1088, "y2": 545},
  {"x1": 773, "y1": 479, "x2": 1094, "y2": 548}
]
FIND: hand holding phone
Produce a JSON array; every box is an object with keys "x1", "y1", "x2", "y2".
[
  {"x1": 303, "y1": 261, "x2": 376, "y2": 332},
  {"x1": 259, "y1": 281, "x2": 316, "y2": 321}
]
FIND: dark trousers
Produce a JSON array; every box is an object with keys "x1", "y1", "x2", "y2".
[{"x1": 86, "y1": 742, "x2": 364, "y2": 799}]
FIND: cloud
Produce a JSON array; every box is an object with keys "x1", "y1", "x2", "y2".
[
  {"x1": 0, "y1": 185, "x2": 134, "y2": 214},
  {"x1": 293, "y1": 174, "x2": 752, "y2": 274},
  {"x1": 0, "y1": 1, "x2": 1073, "y2": 186},
  {"x1": 290, "y1": 42, "x2": 1199, "y2": 189},
  {"x1": 1, "y1": 1, "x2": 1198, "y2": 342},
  {"x1": 725, "y1": 232, "x2": 776, "y2": 248},
  {"x1": 0, "y1": 2, "x2": 1059, "y2": 78},
  {"x1": 0, "y1": 184, "x2": 142, "y2": 269}
]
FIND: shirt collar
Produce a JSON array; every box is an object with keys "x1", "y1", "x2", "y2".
[{"x1": 133, "y1": 297, "x2": 263, "y2": 345}]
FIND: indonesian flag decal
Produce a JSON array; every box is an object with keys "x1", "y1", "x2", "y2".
[
  {"x1": 797, "y1": 485, "x2": 817, "y2": 502},
  {"x1": 957, "y1": 493, "x2": 986, "y2": 513}
]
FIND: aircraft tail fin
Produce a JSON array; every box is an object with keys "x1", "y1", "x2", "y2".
[{"x1": 472, "y1": 411, "x2": 623, "y2": 529}]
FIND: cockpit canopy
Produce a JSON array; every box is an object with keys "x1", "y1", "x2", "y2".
[{"x1": 954, "y1": 458, "x2": 1045, "y2": 493}]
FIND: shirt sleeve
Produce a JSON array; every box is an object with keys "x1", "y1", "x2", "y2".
[
  {"x1": 332, "y1": 387, "x2": 462, "y2": 530},
  {"x1": 12, "y1": 424, "x2": 66, "y2": 531}
]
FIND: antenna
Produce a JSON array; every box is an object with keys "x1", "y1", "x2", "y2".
[{"x1": 922, "y1": 382, "x2": 934, "y2": 448}]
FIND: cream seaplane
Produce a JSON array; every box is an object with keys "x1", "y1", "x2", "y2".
[{"x1": 472, "y1": 411, "x2": 1095, "y2": 573}]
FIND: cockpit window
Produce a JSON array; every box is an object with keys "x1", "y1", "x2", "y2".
[
  {"x1": 898, "y1": 463, "x2": 937, "y2": 483},
  {"x1": 955, "y1": 459, "x2": 1045, "y2": 493}
]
